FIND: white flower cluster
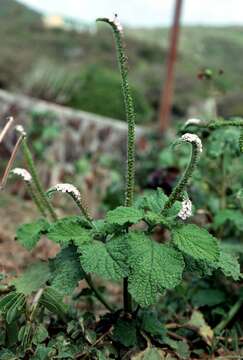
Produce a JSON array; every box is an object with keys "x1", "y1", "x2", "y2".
[
  {"x1": 184, "y1": 118, "x2": 201, "y2": 127},
  {"x1": 178, "y1": 198, "x2": 192, "y2": 220},
  {"x1": 52, "y1": 183, "x2": 81, "y2": 200},
  {"x1": 12, "y1": 168, "x2": 32, "y2": 182},
  {"x1": 109, "y1": 14, "x2": 123, "y2": 32},
  {"x1": 15, "y1": 124, "x2": 26, "y2": 136},
  {"x1": 181, "y1": 133, "x2": 203, "y2": 153}
]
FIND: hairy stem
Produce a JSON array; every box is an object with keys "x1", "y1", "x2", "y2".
[
  {"x1": 97, "y1": 17, "x2": 136, "y2": 208},
  {"x1": 163, "y1": 143, "x2": 200, "y2": 211},
  {"x1": 97, "y1": 17, "x2": 135, "y2": 314},
  {"x1": 84, "y1": 272, "x2": 113, "y2": 312},
  {"x1": 22, "y1": 139, "x2": 57, "y2": 221},
  {"x1": 26, "y1": 183, "x2": 47, "y2": 218}
]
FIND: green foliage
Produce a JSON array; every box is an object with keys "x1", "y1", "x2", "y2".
[
  {"x1": 191, "y1": 289, "x2": 226, "y2": 307},
  {"x1": 16, "y1": 219, "x2": 49, "y2": 250},
  {"x1": 39, "y1": 287, "x2": 67, "y2": 318},
  {"x1": 127, "y1": 232, "x2": 184, "y2": 306},
  {"x1": 68, "y1": 66, "x2": 152, "y2": 123},
  {"x1": 49, "y1": 245, "x2": 85, "y2": 295},
  {"x1": 172, "y1": 224, "x2": 220, "y2": 263},
  {"x1": 106, "y1": 206, "x2": 144, "y2": 226},
  {"x1": 11, "y1": 262, "x2": 50, "y2": 295},
  {"x1": 47, "y1": 217, "x2": 91, "y2": 245},
  {"x1": 112, "y1": 319, "x2": 137, "y2": 347},
  {"x1": 214, "y1": 209, "x2": 243, "y2": 231},
  {"x1": 216, "y1": 250, "x2": 242, "y2": 280},
  {"x1": 79, "y1": 236, "x2": 128, "y2": 281}
]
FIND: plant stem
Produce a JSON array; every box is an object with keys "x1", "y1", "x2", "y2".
[
  {"x1": 97, "y1": 17, "x2": 135, "y2": 314},
  {"x1": 22, "y1": 138, "x2": 57, "y2": 221},
  {"x1": 0, "y1": 134, "x2": 24, "y2": 189},
  {"x1": 26, "y1": 183, "x2": 47, "y2": 218},
  {"x1": 97, "y1": 17, "x2": 136, "y2": 208},
  {"x1": 123, "y1": 277, "x2": 132, "y2": 313},
  {"x1": 84, "y1": 272, "x2": 113, "y2": 312},
  {"x1": 214, "y1": 298, "x2": 243, "y2": 334},
  {"x1": 163, "y1": 143, "x2": 200, "y2": 210}
]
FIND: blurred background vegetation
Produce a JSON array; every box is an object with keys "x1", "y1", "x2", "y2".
[{"x1": 1, "y1": 0, "x2": 243, "y2": 123}]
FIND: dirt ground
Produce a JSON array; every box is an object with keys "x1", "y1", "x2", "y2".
[{"x1": 0, "y1": 193, "x2": 59, "y2": 276}]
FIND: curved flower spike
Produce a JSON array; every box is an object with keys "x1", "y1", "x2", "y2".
[
  {"x1": 184, "y1": 118, "x2": 202, "y2": 127},
  {"x1": 11, "y1": 168, "x2": 32, "y2": 183},
  {"x1": 47, "y1": 183, "x2": 92, "y2": 222},
  {"x1": 181, "y1": 133, "x2": 203, "y2": 153},
  {"x1": 162, "y1": 134, "x2": 203, "y2": 211},
  {"x1": 49, "y1": 183, "x2": 81, "y2": 200},
  {"x1": 108, "y1": 14, "x2": 123, "y2": 32}
]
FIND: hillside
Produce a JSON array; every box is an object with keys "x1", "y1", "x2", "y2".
[{"x1": 1, "y1": 0, "x2": 243, "y2": 121}]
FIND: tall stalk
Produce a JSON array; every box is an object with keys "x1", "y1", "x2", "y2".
[
  {"x1": 21, "y1": 138, "x2": 57, "y2": 221},
  {"x1": 97, "y1": 16, "x2": 136, "y2": 313},
  {"x1": 163, "y1": 134, "x2": 202, "y2": 211}
]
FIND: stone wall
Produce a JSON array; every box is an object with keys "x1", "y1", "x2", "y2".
[{"x1": 0, "y1": 89, "x2": 145, "y2": 186}]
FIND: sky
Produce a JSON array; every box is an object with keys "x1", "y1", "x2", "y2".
[{"x1": 18, "y1": 0, "x2": 243, "y2": 27}]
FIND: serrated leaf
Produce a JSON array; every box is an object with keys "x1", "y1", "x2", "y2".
[
  {"x1": 127, "y1": 232, "x2": 184, "y2": 307},
  {"x1": 144, "y1": 212, "x2": 172, "y2": 228},
  {"x1": 217, "y1": 250, "x2": 241, "y2": 280},
  {"x1": 16, "y1": 219, "x2": 49, "y2": 250},
  {"x1": 49, "y1": 245, "x2": 85, "y2": 296},
  {"x1": 112, "y1": 319, "x2": 137, "y2": 347},
  {"x1": 106, "y1": 206, "x2": 144, "y2": 226},
  {"x1": 79, "y1": 236, "x2": 128, "y2": 280},
  {"x1": 172, "y1": 224, "x2": 219, "y2": 262},
  {"x1": 47, "y1": 217, "x2": 91, "y2": 245},
  {"x1": 11, "y1": 262, "x2": 50, "y2": 295},
  {"x1": 138, "y1": 188, "x2": 168, "y2": 213}
]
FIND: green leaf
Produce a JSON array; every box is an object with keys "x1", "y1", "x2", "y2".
[
  {"x1": 144, "y1": 211, "x2": 172, "y2": 228},
  {"x1": 112, "y1": 319, "x2": 137, "y2": 347},
  {"x1": 33, "y1": 325, "x2": 48, "y2": 345},
  {"x1": 106, "y1": 206, "x2": 143, "y2": 226},
  {"x1": 217, "y1": 250, "x2": 241, "y2": 280},
  {"x1": 192, "y1": 289, "x2": 226, "y2": 307},
  {"x1": 79, "y1": 236, "x2": 128, "y2": 280},
  {"x1": 11, "y1": 262, "x2": 50, "y2": 295},
  {"x1": 16, "y1": 219, "x2": 49, "y2": 250},
  {"x1": 139, "y1": 310, "x2": 165, "y2": 337},
  {"x1": 128, "y1": 232, "x2": 184, "y2": 307},
  {"x1": 172, "y1": 224, "x2": 219, "y2": 263},
  {"x1": 138, "y1": 188, "x2": 168, "y2": 213},
  {"x1": 47, "y1": 217, "x2": 91, "y2": 245},
  {"x1": 214, "y1": 209, "x2": 243, "y2": 231},
  {"x1": 49, "y1": 245, "x2": 85, "y2": 296}
]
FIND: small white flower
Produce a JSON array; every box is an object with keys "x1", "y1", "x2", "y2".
[
  {"x1": 109, "y1": 14, "x2": 123, "y2": 32},
  {"x1": 184, "y1": 118, "x2": 201, "y2": 127},
  {"x1": 178, "y1": 198, "x2": 192, "y2": 220},
  {"x1": 181, "y1": 133, "x2": 203, "y2": 153},
  {"x1": 15, "y1": 124, "x2": 26, "y2": 136},
  {"x1": 52, "y1": 183, "x2": 81, "y2": 200},
  {"x1": 12, "y1": 168, "x2": 32, "y2": 182}
]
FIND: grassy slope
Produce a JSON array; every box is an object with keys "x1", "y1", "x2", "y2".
[{"x1": 1, "y1": 0, "x2": 243, "y2": 119}]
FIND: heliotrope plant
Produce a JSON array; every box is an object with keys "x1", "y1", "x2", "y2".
[{"x1": 0, "y1": 15, "x2": 242, "y2": 354}]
